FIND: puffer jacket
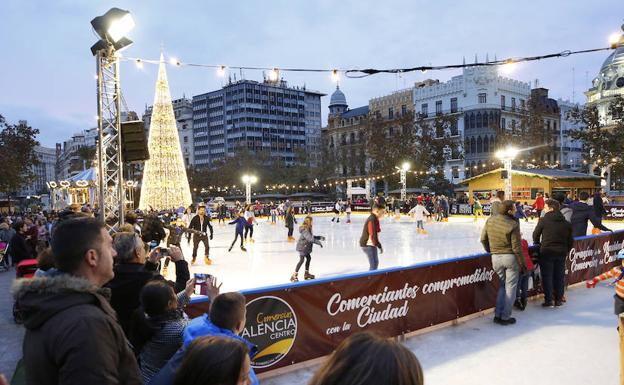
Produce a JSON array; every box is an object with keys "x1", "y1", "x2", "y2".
[
  {"x1": 532, "y1": 211, "x2": 574, "y2": 258},
  {"x1": 296, "y1": 225, "x2": 322, "y2": 255},
  {"x1": 12, "y1": 274, "x2": 141, "y2": 385},
  {"x1": 480, "y1": 213, "x2": 525, "y2": 269},
  {"x1": 569, "y1": 201, "x2": 611, "y2": 237}
]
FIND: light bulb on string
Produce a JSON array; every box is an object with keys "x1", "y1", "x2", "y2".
[
  {"x1": 331, "y1": 69, "x2": 340, "y2": 83},
  {"x1": 135, "y1": 59, "x2": 143, "y2": 69},
  {"x1": 217, "y1": 65, "x2": 226, "y2": 77},
  {"x1": 269, "y1": 68, "x2": 279, "y2": 81},
  {"x1": 170, "y1": 57, "x2": 181, "y2": 66}
]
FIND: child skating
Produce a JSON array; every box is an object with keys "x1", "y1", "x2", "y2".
[
  {"x1": 291, "y1": 216, "x2": 324, "y2": 282},
  {"x1": 243, "y1": 204, "x2": 256, "y2": 243},
  {"x1": 228, "y1": 211, "x2": 247, "y2": 252},
  {"x1": 285, "y1": 206, "x2": 297, "y2": 242},
  {"x1": 408, "y1": 201, "x2": 430, "y2": 234},
  {"x1": 345, "y1": 199, "x2": 352, "y2": 223}
]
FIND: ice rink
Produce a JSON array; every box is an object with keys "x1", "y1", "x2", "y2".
[{"x1": 164, "y1": 213, "x2": 624, "y2": 292}]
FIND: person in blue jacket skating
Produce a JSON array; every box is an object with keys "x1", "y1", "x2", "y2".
[{"x1": 228, "y1": 211, "x2": 248, "y2": 252}]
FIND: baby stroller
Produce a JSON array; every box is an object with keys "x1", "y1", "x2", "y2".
[{"x1": 13, "y1": 258, "x2": 38, "y2": 323}]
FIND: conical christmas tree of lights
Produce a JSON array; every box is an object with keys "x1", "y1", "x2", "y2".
[{"x1": 139, "y1": 54, "x2": 192, "y2": 210}]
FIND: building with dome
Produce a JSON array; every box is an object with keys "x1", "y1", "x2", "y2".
[
  {"x1": 322, "y1": 86, "x2": 370, "y2": 177},
  {"x1": 585, "y1": 31, "x2": 624, "y2": 197}
]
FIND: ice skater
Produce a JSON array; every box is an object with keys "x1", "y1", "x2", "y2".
[
  {"x1": 217, "y1": 203, "x2": 227, "y2": 225},
  {"x1": 291, "y1": 216, "x2": 324, "y2": 282},
  {"x1": 345, "y1": 199, "x2": 353, "y2": 223},
  {"x1": 331, "y1": 200, "x2": 341, "y2": 222},
  {"x1": 473, "y1": 197, "x2": 484, "y2": 222},
  {"x1": 228, "y1": 211, "x2": 247, "y2": 252},
  {"x1": 243, "y1": 204, "x2": 256, "y2": 243},
  {"x1": 360, "y1": 202, "x2": 385, "y2": 270},
  {"x1": 285, "y1": 206, "x2": 297, "y2": 242},
  {"x1": 269, "y1": 201, "x2": 277, "y2": 225},
  {"x1": 188, "y1": 202, "x2": 214, "y2": 265},
  {"x1": 408, "y1": 201, "x2": 430, "y2": 234}
]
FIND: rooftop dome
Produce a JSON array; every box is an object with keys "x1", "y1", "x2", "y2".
[{"x1": 329, "y1": 86, "x2": 347, "y2": 107}]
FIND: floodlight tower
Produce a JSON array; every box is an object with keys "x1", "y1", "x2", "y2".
[{"x1": 90, "y1": 8, "x2": 135, "y2": 231}]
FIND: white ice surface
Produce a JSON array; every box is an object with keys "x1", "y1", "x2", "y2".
[{"x1": 167, "y1": 214, "x2": 624, "y2": 293}]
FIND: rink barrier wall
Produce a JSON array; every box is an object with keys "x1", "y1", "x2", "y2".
[{"x1": 186, "y1": 230, "x2": 624, "y2": 375}]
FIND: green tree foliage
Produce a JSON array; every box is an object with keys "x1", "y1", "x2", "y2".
[
  {"x1": 365, "y1": 111, "x2": 459, "y2": 188},
  {"x1": 0, "y1": 115, "x2": 40, "y2": 195},
  {"x1": 569, "y1": 95, "x2": 624, "y2": 169},
  {"x1": 69, "y1": 145, "x2": 96, "y2": 173}
]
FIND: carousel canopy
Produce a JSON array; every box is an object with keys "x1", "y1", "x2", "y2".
[{"x1": 68, "y1": 168, "x2": 97, "y2": 183}]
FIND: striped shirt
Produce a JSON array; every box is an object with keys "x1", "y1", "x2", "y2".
[{"x1": 593, "y1": 266, "x2": 624, "y2": 299}]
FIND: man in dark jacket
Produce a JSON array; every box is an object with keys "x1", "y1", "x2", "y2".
[
  {"x1": 13, "y1": 217, "x2": 142, "y2": 385},
  {"x1": 569, "y1": 191, "x2": 611, "y2": 237},
  {"x1": 533, "y1": 199, "x2": 574, "y2": 307},
  {"x1": 105, "y1": 231, "x2": 189, "y2": 336},
  {"x1": 593, "y1": 191, "x2": 607, "y2": 219},
  {"x1": 189, "y1": 202, "x2": 214, "y2": 265},
  {"x1": 481, "y1": 200, "x2": 526, "y2": 326},
  {"x1": 360, "y1": 202, "x2": 385, "y2": 270}
]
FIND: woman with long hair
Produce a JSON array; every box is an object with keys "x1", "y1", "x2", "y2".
[
  {"x1": 285, "y1": 206, "x2": 297, "y2": 242},
  {"x1": 307, "y1": 332, "x2": 423, "y2": 385},
  {"x1": 173, "y1": 336, "x2": 251, "y2": 385},
  {"x1": 291, "y1": 216, "x2": 324, "y2": 282}
]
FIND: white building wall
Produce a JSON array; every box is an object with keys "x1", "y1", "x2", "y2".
[{"x1": 413, "y1": 65, "x2": 531, "y2": 181}]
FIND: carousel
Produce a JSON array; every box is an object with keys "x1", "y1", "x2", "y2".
[{"x1": 46, "y1": 168, "x2": 139, "y2": 211}]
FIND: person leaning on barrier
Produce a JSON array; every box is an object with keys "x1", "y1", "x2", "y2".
[
  {"x1": 480, "y1": 200, "x2": 526, "y2": 326},
  {"x1": 569, "y1": 191, "x2": 611, "y2": 237},
  {"x1": 13, "y1": 217, "x2": 142, "y2": 385},
  {"x1": 307, "y1": 331, "x2": 424, "y2": 385},
  {"x1": 532, "y1": 199, "x2": 573, "y2": 308}
]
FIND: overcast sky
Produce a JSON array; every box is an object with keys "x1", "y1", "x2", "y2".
[{"x1": 1, "y1": 0, "x2": 622, "y2": 147}]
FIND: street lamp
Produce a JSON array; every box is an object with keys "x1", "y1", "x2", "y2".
[
  {"x1": 495, "y1": 147, "x2": 519, "y2": 199},
  {"x1": 242, "y1": 175, "x2": 257, "y2": 205},
  {"x1": 396, "y1": 162, "x2": 410, "y2": 202}
]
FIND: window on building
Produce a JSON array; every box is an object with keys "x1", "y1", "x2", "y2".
[
  {"x1": 501, "y1": 95, "x2": 506, "y2": 110},
  {"x1": 483, "y1": 136, "x2": 489, "y2": 152},
  {"x1": 478, "y1": 93, "x2": 487, "y2": 103},
  {"x1": 388, "y1": 107, "x2": 394, "y2": 119},
  {"x1": 477, "y1": 136, "x2": 483, "y2": 153},
  {"x1": 476, "y1": 112, "x2": 482, "y2": 128},
  {"x1": 421, "y1": 103, "x2": 428, "y2": 116},
  {"x1": 436, "y1": 100, "x2": 442, "y2": 115},
  {"x1": 450, "y1": 98, "x2": 458, "y2": 113},
  {"x1": 452, "y1": 166, "x2": 459, "y2": 178},
  {"x1": 520, "y1": 99, "x2": 525, "y2": 110},
  {"x1": 450, "y1": 120, "x2": 458, "y2": 136},
  {"x1": 350, "y1": 132, "x2": 355, "y2": 144},
  {"x1": 185, "y1": 157, "x2": 189, "y2": 165},
  {"x1": 401, "y1": 104, "x2": 407, "y2": 116},
  {"x1": 341, "y1": 134, "x2": 346, "y2": 145},
  {"x1": 470, "y1": 137, "x2": 476, "y2": 153},
  {"x1": 501, "y1": 117, "x2": 506, "y2": 130},
  {"x1": 183, "y1": 136, "x2": 188, "y2": 143},
  {"x1": 511, "y1": 97, "x2": 516, "y2": 111}
]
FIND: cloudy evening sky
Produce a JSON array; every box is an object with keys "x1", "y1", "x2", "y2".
[{"x1": 1, "y1": 0, "x2": 622, "y2": 147}]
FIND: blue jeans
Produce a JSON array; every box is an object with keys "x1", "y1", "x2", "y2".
[
  {"x1": 492, "y1": 254, "x2": 519, "y2": 320},
  {"x1": 362, "y1": 246, "x2": 379, "y2": 270},
  {"x1": 416, "y1": 220, "x2": 424, "y2": 229}
]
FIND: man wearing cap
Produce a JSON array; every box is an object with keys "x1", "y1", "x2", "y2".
[{"x1": 189, "y1": 202, "x2": 214, "y2": 265}]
